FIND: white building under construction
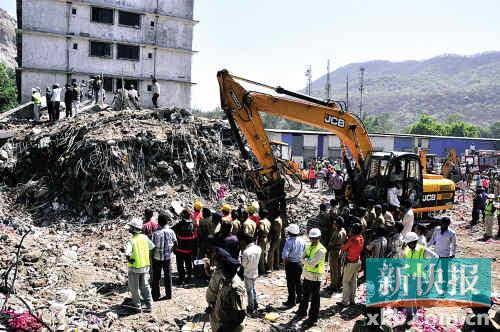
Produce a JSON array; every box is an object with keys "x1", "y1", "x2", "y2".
[{"x1": 16, "y1": 0, "x2": 196, "y2": 108}]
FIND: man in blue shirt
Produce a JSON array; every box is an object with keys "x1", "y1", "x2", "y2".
[
  {"x1": 151, "y1": 212, "x2": 177, "y2": 300},
  {"x1": 282, "y1": 223, "x2": 306, "y2": 308}
]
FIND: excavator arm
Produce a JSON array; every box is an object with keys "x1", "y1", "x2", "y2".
[
  {"x1": 217, "y1": 69, "x2": 372, "y2": 215},
  {"x1": 441, "y1": 148, "x2": 462, "y2": 182}
]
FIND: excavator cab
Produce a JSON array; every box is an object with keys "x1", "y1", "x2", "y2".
[{"x1": 362, "y1": 152, "x2": 423, "y2": 207}]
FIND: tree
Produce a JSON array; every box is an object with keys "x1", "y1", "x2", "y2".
[
  {"x1": 408, "y1": 115, "x2": 444, "y2": 135},
  {"x1": 0, "y1": 64, "x2": 17, "y2": 112},
  {"x1": 362, "y1": 113, "x2": 394, "y2": 133}
]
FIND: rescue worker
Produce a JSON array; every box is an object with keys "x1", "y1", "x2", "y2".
[
  {"x1": 128, "y1": 84, "x2": 140, "y2": 109},
  {"x1": 211, "y1": 249, "x2": 248, "y2": 331},
  {"x1": 72, "y1": 82, "x2": 81, "y2": 115},
  {"x1": 318, "y1": 203, "x2": 331, "y2": 252},
  {"x1": 483, "y1": 194, "x2": 497, "y2": 240},
  {"x1": 296, "y1": 228, "x2": 326, "y2": 327},
  {"x1": 31, "y1": 88, "x2": 42, "y2": 123},
  {"x1": 247, "y1": 205, "x2": 260, "y2": 226},
  {"x1": 142, "y1": 208, "x2": 158, "y2": 239},
  {"x1": 282, "y1": 223, "x2": 306, "y2": 308},
  {"x1": 125, "y1": 217, "x2": 154, "y2": 312},
  {"x1": 402, "y1": 232, "x2": 437, "y2": 321},
  {"x1": 257, "y1": 209, "x2": 271, "y2": 275},
  {"x1": 172, "y1": 209, "x2": 196, "y2": 284},
  {"x1": 267, "y1": 212, "x2": 283, "y2": 271},
  {"x1": 241, "y1": 210, "x2": 257, "y2": 239},
  {"x1": 328, "y1": 217, "x2": 347, "y2": 292}
]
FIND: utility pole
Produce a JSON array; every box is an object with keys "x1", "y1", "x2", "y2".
[
  {"x1": 346, "y1": 72, "x2": 349, "y2": 112},
  {"x1": 305, "y1": 65, "x2": 312, "y2": 95},
  {"x1": 325, "y1": 59, "x2": 331, "y2": 100},
  {"x1": 359, "y1": 67, "x2": 365, "y2": 118}
]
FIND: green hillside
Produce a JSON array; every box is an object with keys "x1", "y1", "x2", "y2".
[{"x1": 307, "y1": 52, "x2": 500, "y2": 132}]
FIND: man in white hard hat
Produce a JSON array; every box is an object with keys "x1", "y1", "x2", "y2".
[
  {"x1": 296, "y1": 228, "x2": 326, "y2": 327},
  {"x1": 281, "y1": 223, "x2": 306, "y2": 308},
  {"x1": 125, "y1": 217, "x2": 155, "y2": 312}
]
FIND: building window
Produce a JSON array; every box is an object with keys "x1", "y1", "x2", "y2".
[
  {"x1": 147, "y1": 85, "x2": 152, "y2": 92},
  {"x1": 103, "y1": 77, "x2": 113, "y2": 91},
  {"x1": 147, "y1": 52, "x2": 152, "y2": 59},
  {"x1": 71, "y1": 8, "x2": 77, "y2": 15},
  {"x1": 117, "y1": 44, "x2": 139, "y2": 61},
  {"x1": 119, "y1": 11, "x2": 141, "y2": 28},
  {"x1": 73, "y1": 43, "x2": 78, "y2": 50},
  {"x1": 116, "y1": 79, "x2": 139, "y2": 90},
  {"x1": 150, "y1": 20, "x2": 155, "y2": 27},
  {"x1": 89, "y1": 41, "x2": 112, "y2": 58},
  {"x1": 91, "y1": 7, "x2": 114, "y2": 24}
]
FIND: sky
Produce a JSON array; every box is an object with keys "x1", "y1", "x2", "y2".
[{"x1": 3, "y1": 0, "x2": 500, "y2": 110}]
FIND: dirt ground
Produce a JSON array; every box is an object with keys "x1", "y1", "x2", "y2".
[{"x1": 0, "y1": 182, "x2": 499, "y2": 331}]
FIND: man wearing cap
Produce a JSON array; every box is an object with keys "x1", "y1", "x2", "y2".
[
  {"x1": 483, "y1": 194, "x2": 497, "y2": 240},
  {"x1": 339, "y1": 223, "x2": 364, "y2": 307},
  {"x1": 211, "y1": 249, "x2": 248, "y2": 331},
  {"x1": 125, "y1": 217, "x2": 155, "y2": 312},
  {"x1": 282, "y1": 223, "x2": 306, "y2": 307},
  {"x1": 297, "y1": 228, "x2": 326, "y2": 326},
  {"x1": 402, "y1": 231, "x2": 437, "y2": 320}
]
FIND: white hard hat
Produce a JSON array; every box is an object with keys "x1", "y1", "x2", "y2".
[
  {"x1": 127, "y1": 217, "x2": 142, "y2": 230},
  {"x1": 488, "y1": 194, "x2": 495, "y2": 199},
  {"x1": 404, "y1": 232, "x2": 419, "y2": 243},
  {"x1": 286, "y1": 223, "x2": 300, "y2": 235},
  {"x1": 309, "y1": 228, "x2": 321, "y2": 238}
]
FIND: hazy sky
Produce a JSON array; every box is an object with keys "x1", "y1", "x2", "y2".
[{"x1": 4, "y1": 1, "x2": 500, "y2": 110}]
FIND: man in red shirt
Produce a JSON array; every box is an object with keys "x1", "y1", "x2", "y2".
[
  {"x1": 338, "y1": 223, "x2": 364, "y2": 307},
  {"x1": 142, "y1": 208, "x2": 159, "y2": 239}
]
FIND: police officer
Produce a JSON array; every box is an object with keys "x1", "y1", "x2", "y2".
[{"x1": 210, "y1": 249, "x2": 248, "y2": 331}]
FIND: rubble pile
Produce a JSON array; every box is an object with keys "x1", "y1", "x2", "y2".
[{"x1": 0, "y1": 108, "x2": 256, "y2": 223}]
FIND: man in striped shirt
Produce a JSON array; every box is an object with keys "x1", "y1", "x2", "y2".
[{"x1": 151, "y1": 213, "x2": 177, "y2": 300}]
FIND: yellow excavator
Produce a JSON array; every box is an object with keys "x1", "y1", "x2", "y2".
[{"x1": 217, "y1": 70, "x2": 455, "y2": 217}]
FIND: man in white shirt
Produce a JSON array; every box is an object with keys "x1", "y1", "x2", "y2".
[
  {"x1": 428, "y1": 217, "x2": 456, "y2": 258},
  {"x1": 152, "y1": 78, "x2": 160, "y2": 108},
  {"x1": 240, "y1": 234, "x2": 262, "y2": 313},
  {"x1": 427, "y1": 217, "x2": 457, "y2": 293},
  {"x1": 51, "y1": 83, "x2": 62, "y2": 120},
  {"x1": 400, "y1": 201, "x2": 414, "y2": 237}
]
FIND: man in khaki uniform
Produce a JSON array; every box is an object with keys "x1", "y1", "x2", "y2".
[
  {"x1": 257, "y1": 209, "x2": 271, "y2": 274},
  {"x1": 211, "y1": 249, "x2": 247, "y2": 331},
  {"x1": 206, "y1": 248, "x2": 226, "y2": 330},
  {"x1": 267, "y1": 213, "x2": 283, "y2": 271},
  {"x1": 241, "y1": 210, "x2": 257, "y2": 239},
  {"x1": 328, "y1": 217, "x2": 347, "y2": 291}
]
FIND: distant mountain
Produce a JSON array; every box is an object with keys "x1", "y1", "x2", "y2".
[
  {"x1": 308, "y1": 52, "x2": 500, "y2": 131},
  {"x1": 0, "y1": 8, "x2": 16, "y2": 68}
]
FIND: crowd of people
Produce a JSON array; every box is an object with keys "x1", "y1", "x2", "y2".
[
  {"x1": 122, "y1": 183, "x2": 467, "y2": 329},
  {"x1": 30, "y1": 76, "x2": 163, "y2": 123}
]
